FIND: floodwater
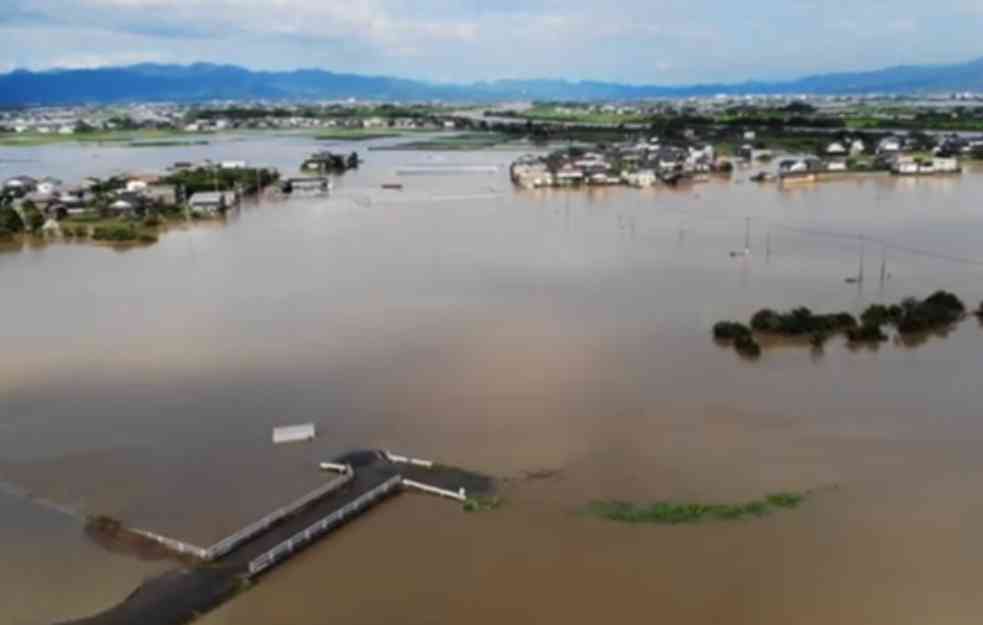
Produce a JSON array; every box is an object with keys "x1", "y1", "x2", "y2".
[{"x1": 3, "y1": 134, "x2": 983, "y2": 624}]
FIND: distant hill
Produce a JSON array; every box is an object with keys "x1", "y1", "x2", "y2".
[{"x1": 3, "y1": 58, "x2": 983, "y2": 105}]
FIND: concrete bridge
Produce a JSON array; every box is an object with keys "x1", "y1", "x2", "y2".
[{"x1": 60, "y1": 450, "x2": 491, "y2": 625}]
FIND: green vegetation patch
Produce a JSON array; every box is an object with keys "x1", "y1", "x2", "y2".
[
  {"x1": 314, "y1": 129, "x2": 404, "y2": 141},
  {"x1": 586, "y1": 492, "x2": 806, "y2": 525},
  {"x1": 374, "y1": 133, "x2": 509, "y2": 151},
  {"x1": 128, "y1": 140, "x2": 209, "y2": 147},
  {"x1": 714, "y1": 291, "x2": 969, "y2": 357}
]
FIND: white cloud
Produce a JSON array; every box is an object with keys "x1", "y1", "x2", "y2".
[{"x1": 2, "y1": 0, "x2": 982, "y2": 83}]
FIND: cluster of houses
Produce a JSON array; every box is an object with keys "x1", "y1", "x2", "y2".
[
  {"x1": 0, "y1": 160, "x2": 255, "y2": 222},
  {"x1": 0, "y1": 102, "x2": 463, "y2": 136},
  {"x1": 765, "y1": 133, "x2": 972, "y2": 181},
  {"x1": 510, "y1": 139, "x2": 729, "y2": 189},
  {"x1": 0, "y1": 104, "x2": 185, "y2": 135}
]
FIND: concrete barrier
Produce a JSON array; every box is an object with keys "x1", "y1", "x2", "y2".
[{"x1": 402, "y1": 478, "x2": 466, "y2": 502}]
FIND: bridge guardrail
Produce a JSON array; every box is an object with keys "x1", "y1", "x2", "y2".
[
  {"x1": 205, "y1": 469, "x2": 354, "y2": 560},
  {"x1": 247, "y1": 475, "x2": 402, "y2": 577}
]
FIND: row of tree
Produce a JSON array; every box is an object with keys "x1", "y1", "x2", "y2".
[{"x1": 714, "y1": 291, "x2": 972, "y2": 359}]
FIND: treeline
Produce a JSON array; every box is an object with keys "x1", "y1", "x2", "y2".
[
  {"x1": 162, "y1": 167, "x2": 279, "y2": 196},
  {"x1": 714, "y1": 291, "x2": 974, "y2": 359},
  {"x1": 188, "y1": 104, "x2": 442, "y2": 122}
]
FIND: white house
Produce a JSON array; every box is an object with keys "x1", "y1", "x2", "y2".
[
  {"x1": 826, "y1": 141, "x2": 847, "y2": 155},
  {"x1": 850, "y1": 139, "x2": 866, "y2": 156},
  {"x1": 878, "y1": 138, "x2": 902, "y2": 154},
  {"x1": 625, "y1": 169, "x2": 657, "y2": 188}
]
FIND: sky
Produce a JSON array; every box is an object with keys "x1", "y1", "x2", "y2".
[{"x1": 2, "y1": 0, "x2": 982, "y2": 84}]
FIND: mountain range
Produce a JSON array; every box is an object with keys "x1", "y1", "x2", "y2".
[{"x1": 3, "y1": 57, "x2": 983, "y2": 106}]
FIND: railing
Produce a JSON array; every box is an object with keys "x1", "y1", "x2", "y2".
[
  {"x1": 384, "y1": 450, "x2": 434, "y2": 468},
  {"x1": 131, "y1": 529, "x2": 209, "y2": 560},
  {"x1": 247, "y1": 475, "x2": 403, "y2": 578},
  {"x1": 205, "y1": 470, "x2": 354, "y2": 560},
  {"x1": 402, "y1": 478, "x2": 466, "y2": 502}
]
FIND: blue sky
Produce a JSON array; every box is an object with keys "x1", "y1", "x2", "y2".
[{"x1": 2, "y1": 0, "x2": 982, "y2": 84}]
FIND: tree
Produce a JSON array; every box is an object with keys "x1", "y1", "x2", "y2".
[
  {"x1": 0, "y1": 206, "x2": 24, "y2": 233},
  {"x1": 24, "y1": 205, "x2": 45, "y2": 232}
]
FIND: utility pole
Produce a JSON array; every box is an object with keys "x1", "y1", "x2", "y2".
[
  {"x1": 879, "y1": 244, "x2": 887, "y2": 286},
  {"x1": 858, "y1": 234, "x2": 865, "y2": 284},
  {"x1": 744, "y1": 217, "x2": 751, "y2": 256}
]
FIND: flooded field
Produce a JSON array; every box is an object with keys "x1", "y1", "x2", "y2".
[{"x1": 3, "y1": 135, "x2": 983, "y2": 624}]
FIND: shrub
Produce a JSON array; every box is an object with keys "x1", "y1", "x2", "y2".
[
  {"x1": 896, "y1": 291, "x2": 965, "y2": 334},
  {"x1": 143, "y1": 214, "x2": 161, "y2": 227},
  {"x1": 138, "y1": 232, "x2": 158, "y2": 243},
  {"x1": 92, "y1": 224, "x2": 137, "y2": 242},
  {"x1": 734, "y1": 333, "x2": 762, "y2": 358},
  {"x1": 24, "y1": 206, "x2": 45, "y2": 232},
  {"x1": 713, "y1": 321, "x2": 751, "y2": 340},
  {"x1": 751, "y1": 307, "x2": 855, "y2": 336},
  {"x1": 751, "y1": 309, "x2": 782, "y2": 332},
  {"x1": 0, "y1": 206, "x2": 24, "y2": 232},
  {"x1": 846, "y1": 323, "x2": 888, "y2": 343}
]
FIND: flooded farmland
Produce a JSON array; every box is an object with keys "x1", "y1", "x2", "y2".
[{"x1": 3, "y1": 134, "x2": 983, "y2": 625}]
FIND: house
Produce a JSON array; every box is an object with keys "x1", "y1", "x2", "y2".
[
  {"x1": 890, "y1": 156, "x2": 961, "y2": 176},
  {"x1": 220, "y1": 161, "x2": 247, "y2": 170},
  {"x1": 826, "y1": 141, "x2": 847, "y2": 156},
  {"x1": 877, "y1": 137, "x2": 902, "y2": 155},
  {"x1": 850, "y1": 139, "x2": 866, "y2": 156},
  {"x1": 826, "y1": 160, "x2": 848, "y2": 172},
  {"x1": 109, "y1": 199, "x2": 136, "y2": 216},
  {"x1": 4, "y1": 176, "x2": 37, "y2": 194},
  {"x1": 624, "y1": 169, "x2": 657, "y2": 188},
  {"x1": 188, "y1": 191, "x2": 228, "y2": 215},
  {"x1": 144, "y1": 184, "x2": 178, "y2": 206}
]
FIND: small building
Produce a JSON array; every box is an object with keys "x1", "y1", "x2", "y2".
[
  {"x1": 877, "y1": 137, "x2": 902, "y2": 155},
  {"x1": 4, "y1": 176, "x2": 37, "y2": 193},
  {"x1": 826, "y1": 141, "x2": 847, "y2": 156},
  {"x1": 188, "y1": 191, "x2": 228, "y2": 215},
  {"x1": 145, "y1": 184, "x2": 178, "y2": 206},
  {"x1": 625, "y1": 169, "x2": 657, "y2": 188}
]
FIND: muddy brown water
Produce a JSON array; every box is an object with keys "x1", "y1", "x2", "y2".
[{"x1": 3, "y1": 137, "x2": 983, "y2": 624}]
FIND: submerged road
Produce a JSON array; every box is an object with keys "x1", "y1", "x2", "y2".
[{"x1": 60, "y1": 450, "x2": 491, "y2": 625}]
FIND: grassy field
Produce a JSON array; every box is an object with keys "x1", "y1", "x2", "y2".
[
  {"x1": 0, "y1": 129, "x2": 211, "y2": 147},
  {"x1": 313, "y1": 128, "x2": 411, "y2": 141},
  {"x1": 521, "y1": 106, "x2": 652, "y2": 125},
  {"x1": 586, "y1": 492, "x2": 805, "y2": 525},
  {"x1": 372, "y1": 132, "x2": 513, "y2": 151}
]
